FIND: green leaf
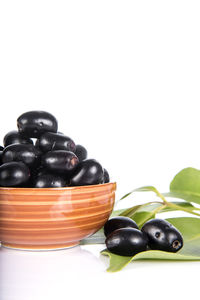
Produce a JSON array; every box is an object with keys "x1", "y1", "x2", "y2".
[
  {"x1": 161, "y1": 201, "x2": 196, "y2": 212},
  {"x1": 169, "y1": 167, "x2": 200, "y2": 205},
  {"x1": 80, "y1": 229, "x2": 105, "y2": 245},
  {"x1": 101, "y1": 217, "x2": 200, "y2": 272},
  {"x1": 120, "y1": 186, "x2": 160, "y2": 201},
  {"x1": 111, "y1": 209, "x2": 125, "y2": 217},
  {"x1": 137, "y1": 203, "x2": 163, "y2": 212},
  {"x1": 119, "y1": 204, "x2": 143, "y2": 218},
  {"x1": 120, "y1": 183, "x2": 200, "y2": 217},
  {"x1": 131, "y1": 211, "x2": 156, "y2": 228},
  {"x1": 117, "y1": 201, "x2": 195, "y2": 216},
  {"x1": 119, "y1": 202, "x2": 166, "y2": 228}
]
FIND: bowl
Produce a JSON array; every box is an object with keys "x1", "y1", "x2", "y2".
[{"x1": 0, "y1": 182, "x2": 116, "y2": 250}]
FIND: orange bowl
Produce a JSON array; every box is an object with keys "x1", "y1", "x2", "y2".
[{"x1": 0, "y1": 182, "x2": 116, "y2": 250}]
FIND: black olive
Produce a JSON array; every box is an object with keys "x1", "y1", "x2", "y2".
[
  {"x1": 70, "y1": 159, "x2": 104, "y2": 186},
  {"x1": 17, "y1": 111, "x2": 58, "y2": 138},
  {"x1": 3, "y1": 130, "x2": 33, "y2": 147},
  {"x1": 33, "y1": 173, "x2": 67, "y2": 188},
  {"x1": 0, "y1": 146, "x2": 4, "y2": 151},
  {"x1": 103, "y1": 168, "x2": 110, "y2": 183},
  {"x1": 106, "y1": 228, "x2": 148, "y2": 256},
  {"x1": 75, "y1": 145, "x2": 87, "y2": 162},
  {"x1": 104, "y1": 216, "x2": 138, "y2": 237},
  {"x1": 30, "y1": 165, "x2": 46, "y2": 180},
  {"x1": 34, "y1": 166, "x2": 48, "y2": 177},
  {"x1": 0, "y1": 151, "x2": 3, "y2": 165},
  {"x1": 38, "y1": 132, "x2": 76, "y2": 153},
  {"x1": 0, "y1": 162, "x2": 30, "y2": 187},
  {"x1": 35, "y1": 139, "x2": 40, "y2": 149},
  {"x1": 42, "y1": 150, "x2": 79, "y2": 174},
  {"x1": 30, "y1": 165, "x2": 68, "y2": 186},
  {"x1": 2, "y1": 144, "x2": 41, "y2": 168},
  {"x1": 141, "y1": 219, "x2": 183, "y2": 253}
]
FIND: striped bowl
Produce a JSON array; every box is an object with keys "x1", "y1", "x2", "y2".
[{"x1": 0, "y1": 182, "x2": 116, "y2": 250}]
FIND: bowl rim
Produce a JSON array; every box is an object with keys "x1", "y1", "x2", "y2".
[{"x1": 0, "y1": 182, "x2": 116, "y2": 192}]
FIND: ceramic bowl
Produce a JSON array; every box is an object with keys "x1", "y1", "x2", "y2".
[{"x1": 0, "y1": 182, "x2": 116, "y2": 250}]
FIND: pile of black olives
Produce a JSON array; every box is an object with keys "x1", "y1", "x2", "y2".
[
  {"x1": 0, "y1": 111, "x2": 110, "y2": 188},
  {"x1": 104, "y1": 217, "x2": 183, "y2": 256}
]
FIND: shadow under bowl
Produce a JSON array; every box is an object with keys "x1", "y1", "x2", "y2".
[{"x1": 0, "y1": 182, "x2": 116, "y2": 251}]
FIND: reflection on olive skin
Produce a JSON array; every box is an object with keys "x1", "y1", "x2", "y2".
[{"x1": 0, "y1": 244, "x2": 105, "y2": 300}]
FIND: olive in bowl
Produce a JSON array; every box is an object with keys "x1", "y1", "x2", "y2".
[
  {"x1": 3, "y1": 130, "x2": 33, "y2": 147},
  {"x1": 42, "y1": 150, "x2": 79, "y2": 174},
  {"x1": 2, "y1": 144, "x2": 41, "y2": 169},
  {"x1": 74, "y1": 144, "x2": 87, "y2": 162},
  {"x1": 0, "y1": 162, "x2": 30, "y2": 187},
  {"x1": 33, "y1": 173, "x2": 67, "y2": 188},
  {"x1": 70, "y1": 159, "x2": 104, "y2": 186},
  {"x1": 38, "y1": 132, "x2": 76, "y2": 153},
  {"x1": 17, "y1": 111, "x2": 58, "y2": 138}
]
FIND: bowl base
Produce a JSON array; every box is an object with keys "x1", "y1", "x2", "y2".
[{"x1": 1, "y1": 242, "x2": 79, "y2": 251}]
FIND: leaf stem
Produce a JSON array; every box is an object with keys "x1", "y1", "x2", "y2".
[
  {"x1": 118, "y1": 201, "x2": 163, "y2": 218},
  {"x1": 152, "y1": 188, "x2": 170, "y2": 205},
  {"x1": 167, "y1": 202, "x2": 200, "y2": 217},
  {"x1": 147, "y1": 204, "x2": 167, "y2": 217},
  {"x1": 152, "y1": 188, "x2": 200, "y2": 217}
]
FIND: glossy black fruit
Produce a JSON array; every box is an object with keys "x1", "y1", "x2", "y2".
[
  {"x1": 141, "y1": 219, "x2": 183, "y2": 253},
  {"x1": 103, "y1": 168, "x2": 110, "y2": 183},
  {"x1": 0, "y1": 162, "x2": 30, "y2": 187},
  {"x1": 42, "y1": 150, "x2": 79, "y2": 173},
  {"x1": 34, "y1": 140, "x2": 43, "y2": 158},
  {"x1": 2, "y1": 144, "x2": 41, "y2": 168},
  {"x1": 17, "y1": 111, "x2": 58, "y2": 138},
  {"x1": 35, "y1": 139, "x2": 40, "y2": 148},
  {"x1": 30, "y1": 165, "x2": 46, "y2": 180},
  {"x1": 106, "y1": 228, "x2": 148, "y2": 256},
  {"x1": 75, "y1": 145, "x2": 87, "y2": 162},
  {"x1": 104, "y1": 216, "x2": 138, "y2": 237},
  {"x1": 0, "y1": 151, "x2": 3, "y2": 165},
  {"x1": 3, "y1": 130, "x2": 33, "y2": 147},
  {"x1": 34, "y1": 166, "x2": 48, "y2": 177},
  {"x1": 0, "y1": 146, "x2": 4, "y2": 151},
  {"x1": 39, "y1": 132, "x2": 76, "y2": 153},
  {"x1": 33, "y1": 173, "x2": 67, "y2": 188},
  {"x1": 70, "y1": 159, "x2": 104, "y2": 186}
]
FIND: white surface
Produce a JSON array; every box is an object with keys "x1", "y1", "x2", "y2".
[
  {"x1": 0, "y1": 0, "x2": 200, "y2": 299},
  {"x1": 1, "y1": 243, "x2": 200, "y2": 300}
]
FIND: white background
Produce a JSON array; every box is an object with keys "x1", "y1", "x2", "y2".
[{"x1": 0, "y1": 1, "x2": 200, "y2": 299}]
